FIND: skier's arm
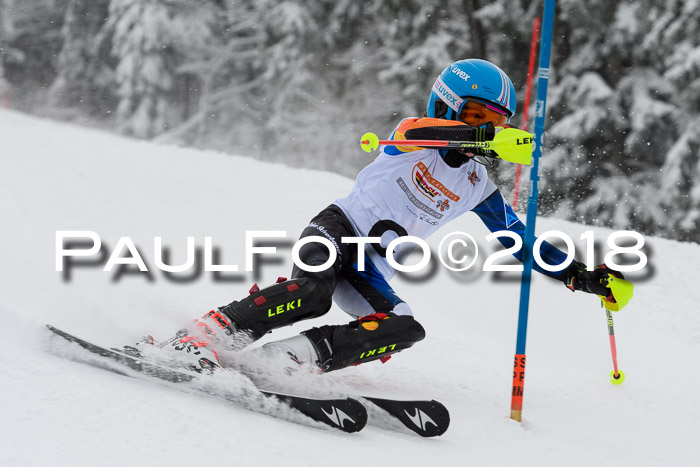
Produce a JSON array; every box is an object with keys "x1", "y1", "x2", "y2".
[
  {"x1": 471, "y1": 189, "x2": 571, "y2": 281},
  {"x1": 403, "y1": 118, "x2": 498, "y2": 157},
  {"x1": 471, "y1": 189, "x2": 632, "y2": 307},
  {"x1": 383, "y1": 117, "x2": 497, "y2": 157},
  {"x1": 403, "y1": 117, "x2": 494, "y2": 142}
]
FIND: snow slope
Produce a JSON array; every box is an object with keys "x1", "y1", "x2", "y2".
[{"x1": 0, "y1": 108, "x2": 698, "y2": 467}]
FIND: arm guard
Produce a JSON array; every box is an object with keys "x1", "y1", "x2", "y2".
[
  {"x1": 405, "y1": 125, "x2": 494, "y2": 142},
  {"x1": 403, "y1": 118, "x2": 495, "y2": 143}
]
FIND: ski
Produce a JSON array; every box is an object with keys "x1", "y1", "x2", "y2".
[
  {"x1": 363, "y1": 396, "x2": 450, "y2": 437},
  {"x1": 46, "y1": 324, "x2": 367, "y2": 433},
  {"x1": 47, "y1": 324, "x2": 449, "y2": 436}
]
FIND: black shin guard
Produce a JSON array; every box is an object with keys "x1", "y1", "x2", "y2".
[
  {"x1": 302, "y1": 312, "x2": 426, "y2": 372},
  {"x1": 219, "y1": 277, "x2": 332, "y2": 341}
]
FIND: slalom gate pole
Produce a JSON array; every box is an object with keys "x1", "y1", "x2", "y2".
[
  {"x1": 510, "y1": 0, "x2": 556, "y2": 423},
  {"x1": 512, "y1": 17, "x2": 541, "y2": 210}
]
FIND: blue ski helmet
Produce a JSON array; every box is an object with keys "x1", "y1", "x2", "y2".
[{"x1": 426, "y1": 59, "x2": 516, "y2": 123}]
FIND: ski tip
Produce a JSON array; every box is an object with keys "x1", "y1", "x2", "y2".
[{"x1": 46, "y1": 324, "x2": 66, "y2": 336}]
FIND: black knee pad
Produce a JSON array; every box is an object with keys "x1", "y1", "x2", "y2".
[
  {"x1": 302, "y1": 312, "x2": 426, "y2": 372},
  {"x1": 219, "y1": 277, "x2": 333, "y2": 340}
]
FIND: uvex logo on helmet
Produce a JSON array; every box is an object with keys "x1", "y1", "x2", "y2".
[
  {"x1": 451, "y1": 67, "x2": 471, "y2": 82},
  {"x1": 433, "y1": 77, "x2": 464, "y2": 112}
]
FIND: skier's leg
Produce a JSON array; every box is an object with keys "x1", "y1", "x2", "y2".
[
  {"x1": 260, "y1": 311, "x2": 426, "y2": 373},
  {"x1": 331, "y1": 258, "x2": 414, "y2": 318},
  {"x1": 126, "y1": 205, "x2": 354, "y2": 370},
  {"x1": 211, "y1": 205, "x2": 353, "y2": 346},
  {"x1": 260, "y1": 258, "x2": 426, "y2": 372},
  {"x1": 126, "y1": 275, "x2": 334, "y2": 371}
]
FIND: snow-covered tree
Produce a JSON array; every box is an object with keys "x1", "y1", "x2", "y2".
[
  {"x1": 650, "y1": 0, "x2": 700, "y2": 240},
  {"x1": 4, "y1": 0, "x2": 68, "y2": 106},
  {"x1": 5, "y1": 0, "x2": 700, "y2": 242},
  {"x1": 534, "y1": 0, "x2": 700, "y2": 241},
  {"x1": 50, "y1": 0, "x2": 113, "y2": 114},
  {"x1": 106, "y1": 0, "x2": 212, "y2": 137},
  {"x1": 0, "y1": 0, "x2": 9, "y2": 102}
]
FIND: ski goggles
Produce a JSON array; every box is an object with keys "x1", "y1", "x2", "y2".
[{"x1": 458, "y1": 98, "x2": 510, "y2": 127}]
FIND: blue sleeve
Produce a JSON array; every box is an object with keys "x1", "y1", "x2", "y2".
[{"x1": 471, "y1": 190, "x2": 569, "y2": 279}]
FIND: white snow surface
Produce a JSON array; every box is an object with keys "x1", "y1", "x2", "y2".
[{"x1": 0, "y1": 109, "x2": 698, "y2": 466}]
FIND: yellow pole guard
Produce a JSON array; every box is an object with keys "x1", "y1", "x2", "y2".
[
  {"x1": 600, "y1": 275, "x2": 634, "y2": 311},
  {"x1": 489, "y1": 128, "x2": 534, "y2": 165}
]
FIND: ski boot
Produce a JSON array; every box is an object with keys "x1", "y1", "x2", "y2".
[
  {"x1": 118, "y1": 307, "x2": 240, "y2": 373},
  {"x1": 120, "y1": 327, "x2": 222, "y2": 374},
  {"x1": 119, "y1": 275, "x2": 333, "y2": 372},
  {"x1": 257, "y1": 312, "x2": 426, "y2": 373},
  {"x1": 216, "y1": 276, "x2": 333, "y2": 344}
]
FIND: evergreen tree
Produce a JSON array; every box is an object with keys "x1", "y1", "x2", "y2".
[
  {"x1": 106, "y1": 0, "x2": 212, "y2": 137},
  {"x1": 3, "y1": 0, "x2": 68, "y2": 108},
  {"x1": 50, "y1": 0, "x2": 113, "y2": 115},
  {"x1": 536, "y1": 0, "x2": 700, "y2": 241},
  {"x1": 0, "y1": 0, "x2": 9, "y2": 103},
  {"x1": 5, "y1": 0, "x2": 700, "y2": 242},
  {"x1": 651, "y1": 0, "x2": 700, "y2": 239}
]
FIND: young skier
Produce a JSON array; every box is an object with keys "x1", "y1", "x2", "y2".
[{"x1": 137, "y1": 59, "x2": 632, "y2": 373}]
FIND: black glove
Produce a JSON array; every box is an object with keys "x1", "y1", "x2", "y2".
[
  {"x1": 465, "y1": 122, "x2": 497, "y2": 157},
  {"x1": 405, "y1": 122, "x2": 497, "y2": 167},
  {"x1": 562, "y1": 262, "x2": 625, "y2": 299}
]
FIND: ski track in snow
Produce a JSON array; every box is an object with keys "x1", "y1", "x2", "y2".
[{"x1": 0, "y1": 109, "x2": 698, "y2": 466}]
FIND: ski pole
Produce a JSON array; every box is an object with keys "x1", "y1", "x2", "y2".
[
  {"x1": 600, "y1": 272, "x2": 633, "y2": 384},
  {"x1": 605, "y1": 305, "x2": 625, "y2": 384},
  {"x1": 360, "y1": 128, "x2": 535, "y2": 165}
]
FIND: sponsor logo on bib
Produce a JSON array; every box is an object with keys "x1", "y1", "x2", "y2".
[{"x1": 411, "y1": 162, "x2": 461, "y2": 214}]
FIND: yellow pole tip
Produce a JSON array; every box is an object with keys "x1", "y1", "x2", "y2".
[{"x1": 609, "y1": 369, "x2": 625, "y2": 385}]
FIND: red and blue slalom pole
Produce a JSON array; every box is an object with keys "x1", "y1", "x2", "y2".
[
  {"x1": 511, "y1": 17, "x2": 540, "y2": 210},
  {"x1": 510, "y1": 0, "x2": 557, "y2": 422}
]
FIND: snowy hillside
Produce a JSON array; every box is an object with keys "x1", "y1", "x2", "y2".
[{"x1": 0, "y1": 109, "x2": 698, "y2": 467}]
